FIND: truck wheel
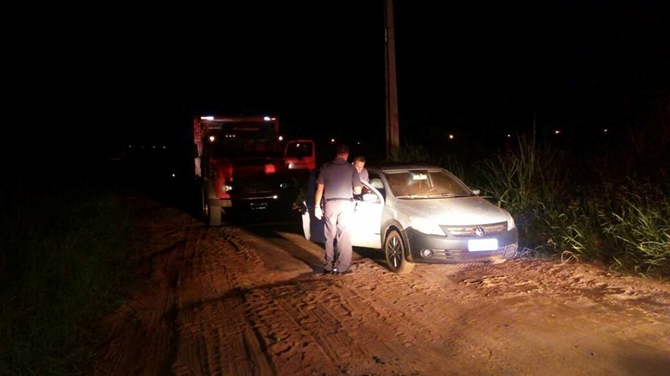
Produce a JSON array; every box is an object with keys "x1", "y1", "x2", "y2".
[
  {"x1": 202, "y1": 182, "x2": 222, "y2": 226},
  {"x1": 206, "y1": 204, "x2": 222, "y2": 226},
  {"x1": 384, "y1": 229, "x2": 415, "y2": 274}
]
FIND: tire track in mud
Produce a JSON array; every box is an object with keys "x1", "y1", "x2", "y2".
[
  {"x1": 95, "y1": 198, "x2": 277, "y2": 376},
  {"x1": 169, "y1": 225, "x2": 278, "y2": 376},
  {"x1": 449, "y1": 259, "x2": 670, "y2": 319},
  {"x1": 443, "y1": 258, "x2": 670, "y2": 370},
  {"x1": 241, "y1": 258, "x2": 508, "y2": 375},
  {"x1": 183, "y1": 233, "x2": 528, "y2": 375},
  {"x1": 395, "y1": 260, "x2": 670, "y2": 376},
  {"x1": 94, "y1": 200, "x2": 199, "y2": 376}
]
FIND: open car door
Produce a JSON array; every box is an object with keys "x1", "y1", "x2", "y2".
[{"x1": 301, "y1": 179, "x2": 384, "y2": 249}]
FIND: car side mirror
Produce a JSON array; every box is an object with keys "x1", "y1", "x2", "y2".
[{"x1": 472, "y1": 189, "x2": 481, "y2": 195}]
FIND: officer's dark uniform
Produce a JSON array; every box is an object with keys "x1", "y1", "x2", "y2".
[{"x1": 316, "y1": 155, "x2": 362, "y2": 273}]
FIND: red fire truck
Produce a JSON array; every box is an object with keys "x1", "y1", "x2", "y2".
[{"x1": 193, "y1": 115, "x2": 315, "y2": 225}]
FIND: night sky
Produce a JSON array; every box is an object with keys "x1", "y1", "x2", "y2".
[{"x1": 7, "y1": 0, "x2": 669, "y2": 162}]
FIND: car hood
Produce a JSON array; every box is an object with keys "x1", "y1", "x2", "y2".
[{"x1": 392, "y1": 196, "x2": 512, "y2": 225}]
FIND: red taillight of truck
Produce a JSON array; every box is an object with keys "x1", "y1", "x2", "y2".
[{"x1": 264, "y1": 163, "x2": 276, "y2": 175}]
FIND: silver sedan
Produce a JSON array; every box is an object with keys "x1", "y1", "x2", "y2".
[{"x1": 302, "y1": 163, "x2": 519, "y2": 273}]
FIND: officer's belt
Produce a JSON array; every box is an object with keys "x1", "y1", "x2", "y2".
[{"x1": 325, "y1": 197, "x2": 354, "y2": 202}]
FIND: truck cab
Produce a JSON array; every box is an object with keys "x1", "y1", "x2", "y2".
[
  {"x1": 193, "y1": 115, "x2": 315, "y2": 226},
  {"x1": 283, "y1": 139, "x2": 316, "y2": 171}
]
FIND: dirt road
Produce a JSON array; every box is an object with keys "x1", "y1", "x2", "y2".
[{"x1": 92, "y1": 192, "x2": 670, "y2": 376}]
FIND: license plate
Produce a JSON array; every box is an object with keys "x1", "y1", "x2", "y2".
[
  {"x1": 249, "y1": 202, "x2": 268, "y2": 210},
  {"x1": 468, "y1": 238, "x2": 498, "y2": 252}
]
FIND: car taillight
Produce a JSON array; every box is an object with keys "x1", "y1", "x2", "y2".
[{"x1": 265, "y1": 163, "x2": 276, "y2": 174}]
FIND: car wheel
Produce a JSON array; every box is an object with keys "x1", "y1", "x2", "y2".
[
  {"x1": 384, "y1": 229, "x2": 415, "y2": 274},
  {"x1": 503, "y1": 242, "x2": 518, "y2": 259}
]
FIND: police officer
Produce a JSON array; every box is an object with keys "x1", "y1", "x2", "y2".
[{"x1": 314, "y1": 144, "x2": 362, "y2": 274}]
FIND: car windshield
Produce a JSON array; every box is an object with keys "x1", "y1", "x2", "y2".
[{"x1": 385, "y1": 169, "x2": 472, "y2": 198}]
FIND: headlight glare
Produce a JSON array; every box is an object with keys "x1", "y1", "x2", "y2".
[{"x1": 409, "y1": 216, "x2": 446, "y2": 236}]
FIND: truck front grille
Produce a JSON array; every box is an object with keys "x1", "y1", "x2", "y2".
[{"x1": 233, "y1": 179, "x2": 277, "y2": 199}]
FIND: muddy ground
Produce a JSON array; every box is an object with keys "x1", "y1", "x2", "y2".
[{"x1": 91, "y1": 190, "x2": 670, "y2": 376}]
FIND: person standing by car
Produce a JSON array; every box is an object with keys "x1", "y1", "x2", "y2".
[
  {"x1": 314, "y1": 144, "x2": 362, "y2": 275},
  {"x1": 353, "y1": 156, "x2": 369, "y2": 183}
]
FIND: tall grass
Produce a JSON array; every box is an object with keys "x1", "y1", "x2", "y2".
[
  {"x1": 537, "y1": 178, "x2": 670, "y2": 276},
  {"x1": 598, "y1": 179, "x2": 670, "y2": 276},
  {"x1": 0, "y1": 175, "x2": 137, "y2": 375},
  {"x1": 472, "y1": 127, "x2": 573, "y2": 253},
  {"x1": 471, "y1": 119, "x2": 670, "y2": 277},
  {"x1": 376, "y1": 122, "x2": 670, "y2": 277}
]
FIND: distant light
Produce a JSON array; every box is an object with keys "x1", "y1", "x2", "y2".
[
  {"x1": 357, "y1": 141, "x2": 361, "y2": 145},
  {"x1": 209, "y1": 135, "x2": 215, "y2": 142},
  {"x1": 507, "y1": 134, "x2": 511, "y2": 138},
  {"x1": 278, "y1": 135, "x2": 283, "y2": 141},
  {"x1": 264, "y1": 116, "x2": 271, "y2": 121},
  {"x1": 201, "y1": 116, "x2": 214, "y2": 120},
  {"x1": 554, "y1": 130, "x2": 561, "y2": 135},
  {"x1": 152, "y1": 146, "x2": 156, "y2": 149},
  {"x1": 448, "y1": 134, "x2": 454, "y2": 140},
  {"x1": 603, "y1": 129, "x2": 609, "y2": 133},
  {"x1": 330, "y1": 138, "x2": 336, "y2": 144},
  {"x1": 163, "y1": 146, "x2": 166, "y2": 149},
  {"x1": 128, "y1": 145, "x2": 132, "y2": 148}
]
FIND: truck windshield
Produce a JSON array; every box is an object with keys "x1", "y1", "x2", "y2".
[
  {"x1": 205, "y1": 138, "x2": 283, "y2": 159},
  {"x1": 284, "y1": 141, "x2": 313, "y2": 159}
]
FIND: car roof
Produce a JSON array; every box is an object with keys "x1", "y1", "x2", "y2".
[{"x1": 368, "y1": 162, "x2": 445, "y2": 172}]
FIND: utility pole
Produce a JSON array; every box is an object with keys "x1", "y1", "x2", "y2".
[{"x1": 384, "y1": 0, "x2": 400, "y2": 158}]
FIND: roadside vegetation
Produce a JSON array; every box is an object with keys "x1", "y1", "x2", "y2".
[
  {"x1": 0, "y1": 173, "x2": 138, "y2": 375},
  {"x1": 389, "y1": 107, "x2": 670, "y2": 279}
]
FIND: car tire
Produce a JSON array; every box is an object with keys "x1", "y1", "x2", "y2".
[
  {"x1": 384, "y1": 229, "x2": 415, "y2": 274},
  {"x1": 503, "y1": 242, "x2": 519, "y2": 259}
]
